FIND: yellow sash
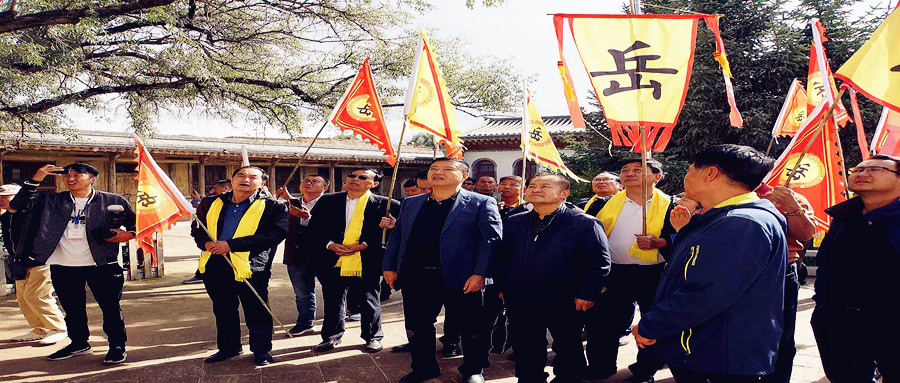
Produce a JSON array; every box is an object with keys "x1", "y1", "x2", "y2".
[
  {"x1": 597, "y1": 189, "x2": 670, "y2": 262},
  {"x1": 714, "y1": 192, "x2": 760, "y2": 208},
  {"x1": 335, "y1": 191, "x2": 370, "y2": 277},
  {"x1": 583, "y1": 195, "x2": 599, "y2": 213},
  {"x1": 198, "y1": 197, "x2": 266, "y2": 281}
]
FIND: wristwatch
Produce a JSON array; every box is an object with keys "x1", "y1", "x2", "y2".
[{"x1": 783, "y1": 208, "x2": 806, "y2": 217}]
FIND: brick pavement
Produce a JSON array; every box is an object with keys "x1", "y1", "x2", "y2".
[{"x1": 0, "y1": 222, "x2": 829, "y2": 383}]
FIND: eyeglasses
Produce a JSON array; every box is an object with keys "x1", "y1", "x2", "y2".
[
  {"x1": 347, "y1": 174, "x2": 371, "y2": 180},
  {"x1": 592, "y1": 178, "x2": 619, "y2": 183},
  {"x1": 301, "y1": 179, "x2": 323, "y2": 184},
  {"x1": 848, "y1": 166, "x2": 900, "y2": 176}
]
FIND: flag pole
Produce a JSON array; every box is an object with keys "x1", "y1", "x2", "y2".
[
  {"x1": 784, "y1": 89, "x2": 846, "y2": 188},
  {"x1": 764, "y1": 136, "x2": 777, "y2": 157},
  {"x1": 382, "y1": 118, "x2": 409, "y2": 244},
  {"x1": 829, "y1": 115, "x2": 853, "y2": 198},
  {"x1": 521, "y1": 80, "x2": 530, "y2": 200},
  {"x1": 192, "y1": 215, "x2": 293, "y2": 338},
  {"x1": 639, "y1": 125, "x2": 649, "y2": 236},
  {"x1": 280, "y1": 120, "x2": 330, "y2": 190}
]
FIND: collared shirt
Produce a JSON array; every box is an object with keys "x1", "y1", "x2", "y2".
[
  {"x1": 219, "y1": 198, "x2": 252, "y2": 241},
  {"x1": 299, "y1": 195, "x2": 320, "y2": 226},
  {"x1": 344, "y1": 194, "x2": 361, "y2": 231},
  {"x1": 404, "y1": 192, "x2": 457, "y2": 270},
  {"x1": 608, "y1": 196, "x2": 663, "y2": 265}
]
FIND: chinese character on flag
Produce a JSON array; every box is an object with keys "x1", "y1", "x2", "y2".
[{"x1": 329, "y1": 58, "x2": 397, "y2": 166}]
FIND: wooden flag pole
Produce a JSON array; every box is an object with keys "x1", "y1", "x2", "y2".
[
  {"x1": 192, "y1": 215, "x2": 293, "y2": 338},
  {"x1": 382, "y1": 118, "x2": 410, "y2": 245},
  {"x1": 784, "y1": 89, "x2": 846, "y2": 188},
  {"x1": 639, "y1": 125, "x2": 649, "y2": 236},
  {"x1": 280, "y1": 120, "x2": 330, "y2": 190},
  {"x1": 764, "y1": 136, "x2": 777, "y2": 157},
  {"x1": 830, "y1": 114, "x2": 853, "y2": 198}
]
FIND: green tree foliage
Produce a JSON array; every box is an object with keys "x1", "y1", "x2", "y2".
[
  {"x1": 566, "y1": 0, "x2": 885, "y2": 199},
  {"x1": 0, "y1": 0, "x2": 521, "y2": 137}
]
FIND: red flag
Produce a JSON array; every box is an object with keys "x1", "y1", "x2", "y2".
[
  {"x1": 771, "y1": 79, "x2": 808, "y2": 137},
  {"x1": 807, "y1": 20, "x2": 851, "y2": 127},
  {"x1": 330, "y1": 58, "x2": 397, "y2": 167},
  {"x1": 873, "y1": 107, "x2": 900, "y2": 156},
  {"x1": 763, "y1": 102, "x2": 847, "y2": 231},
  {"x1": 134, "y1": 137, "x2": 195, "y2": 262},
  {"x1": 553, "y1": 15, "x2": 587, "y2": 129}
]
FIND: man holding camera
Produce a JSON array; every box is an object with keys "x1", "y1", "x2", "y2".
[{"x1": 11, "y1": 163, "x2": 136, "y2": 364}]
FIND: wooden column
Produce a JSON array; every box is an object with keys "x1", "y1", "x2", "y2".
[
  {"x1": 268, "y1": 160, "x2": 277, "y2": 192},
  {"x1": 107, "y1": 153, "x2": 120, "y2": 193},
  {"x1": 328, "y1": 162, "x2": 336, "y2": 193},
  {"x1": 0, "y1": 151, "x2": 5, "y2": 184},
  {"x1": 198, "y1": 157, "x2": 207, "y2": 195}
]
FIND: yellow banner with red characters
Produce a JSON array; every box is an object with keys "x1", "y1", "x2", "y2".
[
  {"x1": 522, "y1": 85, "x2": 586, "y2": 182},
  {"x1": 836, "y1": 8, "x2": 900, "y2": 113}
]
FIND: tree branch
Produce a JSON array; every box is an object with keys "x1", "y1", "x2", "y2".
[{"x1": 0, "y1": 0, "x2": 177, "y2": 33}]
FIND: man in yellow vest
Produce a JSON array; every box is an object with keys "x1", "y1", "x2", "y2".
[
  {"x1": 583, "y1": 158, "x2": 675, "y2": 383},
  {"x1": 191, "y1": 166, "x2": 289, "y2": 366},
  {"x1": 306, "y1": 168, "x2": 399, "y2": 353}
]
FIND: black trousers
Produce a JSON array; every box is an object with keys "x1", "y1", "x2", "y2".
[
  {"x1": 760, "y1": 262, "x2": 799, "y2": 383},
  {"x1": 319, "y1": 268, "x2": 383, "y2": 342},
  {"x1": 50, "y1": 264, "x2": 127, "y2": 347},
  {"x1": 812, "y1": 304, "x2": 900, "y2": 383},
  {"x1": 202, "y1": 256, "x2": 272, "y2": 355},
  {"x1": 669, "y1": 366, "x2": 761, "y2": 383},
  {"x1": 584, "y1": 263, "x2": 666, "y2": 376},
  {"x1": 401, "y1": 269, "x2": 491, "y2": 377},
  {"x1": 506, "y1": 296, "x2": 586, "y2": 383}
]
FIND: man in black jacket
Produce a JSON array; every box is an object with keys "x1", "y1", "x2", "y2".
[
  {"x1": 496, "y1": 173, "x2": 611, "y2": 383},
  {"x1": 307, "y1": 168, "x2": 399, "y2": 353},
  {"x1": 11, "y1": 163, "x2": 136, "y2": 364},
  {"x1": 191, "y1": 166, "x2": 288, "y2": 366}
]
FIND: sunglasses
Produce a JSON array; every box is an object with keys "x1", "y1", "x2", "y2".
[{"x1": 347, "y1": 174, "x2": 371, "y2": 180}]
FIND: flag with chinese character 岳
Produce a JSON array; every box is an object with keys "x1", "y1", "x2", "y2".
[
  {"x1": 763, "y1": 102, "x2": 847, "y2": 231},
  {"x1": 329, "y1": 58, "x2": 397, "y2": 166},
  {"x1": 771, "y1": 79, "x2": 809, "y2": 137},
  {"x1": 133, "y1": 137, "x2": 195, "y2": 262},
  {"x1": 521, "y1": 84, "x2": 586, "y2": 182},
  {"x1": 404, "y1": 30, "x2": 464, "y2": 158},
  {"x1": 807, "y1": 20, "x2": 851, "y2": 127},
  {"x1": 872, "y1": 107, "x2": 900, "y2": 156},
  {"x1": 835, "y1": 7, "x2": 900, "y2": 113}
]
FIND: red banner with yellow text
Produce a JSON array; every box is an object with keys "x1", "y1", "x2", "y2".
[{"x1": 330, "y1": 58, "x2": 397, "y2": 167}]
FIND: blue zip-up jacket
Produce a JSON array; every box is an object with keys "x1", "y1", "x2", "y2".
[
  {"x1": 639, "y1": 196, "x2": 787, "y2": 376},
  {"x1": 494, "y1": 203, "x2": 611, "y2": 301}
]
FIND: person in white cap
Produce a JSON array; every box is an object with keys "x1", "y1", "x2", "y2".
[{"x1": 0, "y1": 183, "x2": 68, "y2": 345}]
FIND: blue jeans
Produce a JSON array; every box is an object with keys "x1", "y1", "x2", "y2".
[
  {"x1": 287, "y1": 263, "x2": 316, "y2": 329},
  {"x1": 761, "y1": 261, "x2": 799, "y2": 383}
]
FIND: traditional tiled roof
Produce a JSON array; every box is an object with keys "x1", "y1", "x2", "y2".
[
  {"x1": 460, "y1": 115, "x2": 582, "y2": 139},
  {"x1": 2, "y1": 130, "x2": 434, "y2": 164}
]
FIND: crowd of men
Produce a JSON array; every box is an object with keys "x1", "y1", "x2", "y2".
[{"x1": 2, "y1": 145, "x2": 899, "y2": 383}]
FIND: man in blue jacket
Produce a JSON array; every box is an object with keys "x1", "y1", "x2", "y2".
[
  {"x1": 496, "y1": 173, "x2": 611, "y2": 383},
  {"x1": 383, "y1": 157, "x2": 502, "y2": 383},
  {"x1": 634, "y1": 144, "x2": 787, "y2": 382},
  {"x1": 812, "y1": 154, "x2": 900, "y2": 382}
]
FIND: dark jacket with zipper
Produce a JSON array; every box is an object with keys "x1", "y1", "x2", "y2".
[
  {"x1": 639, "y1": 198, "x2": 787, "y2": 376},
  {"x1": 1, "y1": 208, "x2": 44, "y2": 279},
  {"x1": 191, "y1": 190, "x2": 289, "y2": 273},
  {"x1": 495, "y1": 202, "x2": 611, "y2": 302},
  {"x1": 10, "y1": 182, "x2": 136, "y2": 266}
]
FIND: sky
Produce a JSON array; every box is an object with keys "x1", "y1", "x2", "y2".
[{"x1": 69, "y1": 0, "x2": 892, "y2": 143}]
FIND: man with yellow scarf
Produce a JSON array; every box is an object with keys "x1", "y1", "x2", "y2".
[
  {"x1": 307, "y1": 168, "x2": 399, "y2": 353},
  {"x1": 583, "y1": 158, "x2": 675, "y2": 383},
  {"x1": 191, "y1": 166, "x2": 289, "y2": 366}
]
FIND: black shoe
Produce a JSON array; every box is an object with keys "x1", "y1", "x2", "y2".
[
  {"x1": 103, "y1": 346, "x2": 127, "y2": 364},
  {"x1": 463, "y1": 373, "x2": 485, "y2": 383},
  {"x1": 442, "y1": 343, "x2": 462, "y2": 357},
  {"x1": 364, "y1": 339, "x2": 383, "y2": 353},
  {"x1": 47, "y1": 343, "x2": 91, "y2": 360},
  {"x1": 182, "y1": 276, "x2": 203, "y2": 284},
  {"x1": 253, "y1": 353, "x2": 274, "y2": 366},
  {"x1": 391, "y1": 343, "x2": 411, "y2": 353},
  {"x1": 314, "y1": 339, "x2": 341, "y2": 352},
  {"x1": 398, "y1": 371, "x2": 441, "y2": 383},
  {"x1": 204, "y1": 349, "x2": 243, "y2": 363},
  {"x1": 288, "y1": 325, "x2": 314, "y2": 336}
]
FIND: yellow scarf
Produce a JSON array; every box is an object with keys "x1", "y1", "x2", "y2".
[
  {"x1": 597, "y1": 189, "x2": 670, "y2": 263},
  {"x1": 583, "y1": 195, "x2": 599, "y2": 213},
  {"x1": 198, "y1": 198, "x2": 266, "y2": 281},
  {"x1": 335, "y1": 191, "x2": 371, "y2": 277},
  {"x1": 714, "y1": 192, "x2": 760, "y2": 208}
]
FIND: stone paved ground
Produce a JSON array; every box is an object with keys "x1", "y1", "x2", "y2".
[{"x1": 0, "y1": 222, "x2": 830, "y2": 383}]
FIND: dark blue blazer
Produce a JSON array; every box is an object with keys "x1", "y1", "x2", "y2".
[{"x1": 383, "y1": 189, "x2": 502, "y2": 288}]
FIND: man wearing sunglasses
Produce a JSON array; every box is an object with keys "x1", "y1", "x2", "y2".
[
  {"x1": 812, "y1": 154, "x2": 900, "y2": 382},
  {"x1": 306, "y1": 169, "x2": 399, "y2": 353}
]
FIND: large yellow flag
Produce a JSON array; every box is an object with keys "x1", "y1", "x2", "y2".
[
  {"x1": 522, "y1": 84, "x2": 586, "y2": 182},
  {"x1": 835, "y1": 8, "x2": 900, "y2": 112},
  {"x1": 404, "y1": 30, "x2": 464, "y2": 158}
]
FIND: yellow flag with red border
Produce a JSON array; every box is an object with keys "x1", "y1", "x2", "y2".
[
  {"x1": 522, "y1": 84, "x2": 586, "y2": 182},
  {"x1": 873, "y1": 107, "x2": 900, "y2": 156},
  {"x1": 836, "y1": 7, "x2": 900, "y2": 113},
  {"x1": 771, "y1": 79, "x2": 809, "y2": 137}
]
